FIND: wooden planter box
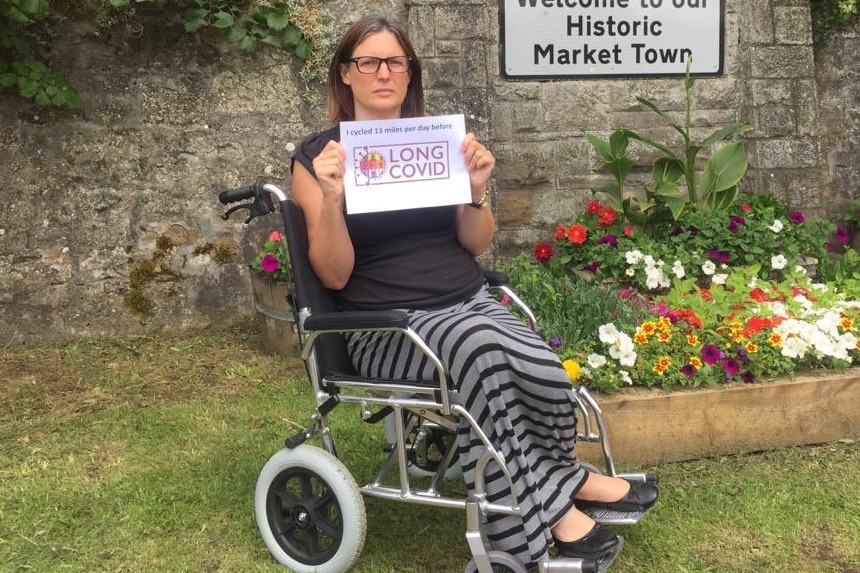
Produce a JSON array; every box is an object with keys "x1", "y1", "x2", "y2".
[
  {"x1": 249, "y1": 271, "x2": 300, "y2": 356},
  {"x1": 578, "y1": 370, "x2": 860, "y2": 466}
]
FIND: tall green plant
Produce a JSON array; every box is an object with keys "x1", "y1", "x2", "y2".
[{"x1": 585, "y1": 62, "x2": 753, "y2": 235}]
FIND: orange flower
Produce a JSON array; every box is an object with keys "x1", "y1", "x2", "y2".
[
  {"x1": 598, "y1": 206, "x2": 616, "y2": 227},
  {"x1": 567, "y1": 224, "x2": 588, "y2": 244}
]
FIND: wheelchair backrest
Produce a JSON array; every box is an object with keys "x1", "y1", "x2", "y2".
[{"x1": 281, "y1": 199, "x2": 357, "y2": 378}]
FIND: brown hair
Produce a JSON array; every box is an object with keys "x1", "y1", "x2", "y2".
[{"x1": 326, "y1": 14, "x2": 425, "y2": 123}]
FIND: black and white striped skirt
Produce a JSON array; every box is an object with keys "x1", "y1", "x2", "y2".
[{"x1": 345, "y1": 288, "x2": 586, "y2": 566}]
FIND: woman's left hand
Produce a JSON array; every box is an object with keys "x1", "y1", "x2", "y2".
[{"x1": 461, "y1": 132, "x2": 495, "y2": 200}]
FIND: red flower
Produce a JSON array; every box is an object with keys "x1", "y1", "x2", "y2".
[
  {"x1": 534, "y1": 242, "x2": 554, "y2": 262},
  {"x1": 587, "y1": 200, "x2": 601, "y2": 214},
  {"x1": 554, "y1": 224, "x2": 566, "y2": 240},
  {"x1": 741, "y1": 204, "x2": 751, "y2": 213},
  {"x1": 598, "y1": 206, "x2": 617, "y2": 227},
  {"x1": 624, "y1": 226, "x2": 634, "y2": 236},
  {"x1": 749, "y1": 288, "x2": 768, "y2": 303},
  {"x1": 567, "y1": 224, "x2": 588, "y2": 244}
]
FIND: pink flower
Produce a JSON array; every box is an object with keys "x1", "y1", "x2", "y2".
[
  {"x1": 268, "y1": 231, "x2": 285, "y2": 241},
  {"x1": 260, "y1": 254, "x2": 281, "y2": 273},
  {"x1": 789, "y1": 210, "x2": 805, "y2": 224}
]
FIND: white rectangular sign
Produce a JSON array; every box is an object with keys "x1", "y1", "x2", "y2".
[
  {"x1": 340, "y1": 114, "x2": 471, "y2": 214},
  {"x1": 501, "y1": 0, "x2": 724, "y2": 79}
]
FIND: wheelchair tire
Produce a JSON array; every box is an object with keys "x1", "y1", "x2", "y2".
[
  {"x1": 255, "y1": 445, "x2": 366, "y2": 573},
  {"x1": 463, "y1": 551, "x2": 529, "y2": 573}
]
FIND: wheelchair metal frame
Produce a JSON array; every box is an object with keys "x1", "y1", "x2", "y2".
[{"x1": 221, "y1": 182, "x2": 653, "y2": 573}]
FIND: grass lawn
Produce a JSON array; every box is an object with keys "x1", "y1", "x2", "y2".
[{"x1": 1, "y1": 322, "x2": 858, "y2": 573}]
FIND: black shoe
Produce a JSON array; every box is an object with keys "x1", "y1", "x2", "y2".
[
  {"x1": 553, "y1": 523, "x2": 620, "y2": 559},
  {"x1": 575, "y1": 479, "x2": 659, "y2": 513}
]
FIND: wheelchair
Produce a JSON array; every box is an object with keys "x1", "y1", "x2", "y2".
[{"x1": 219, "y1": 182, "x2": 657, "y2": 573}]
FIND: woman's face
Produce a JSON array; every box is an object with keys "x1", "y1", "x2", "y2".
[{"x1": 340, "y1": 30, "x2": 411, "y2": 121}]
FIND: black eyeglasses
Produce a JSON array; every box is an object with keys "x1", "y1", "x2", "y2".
[{"x1": 346, "y1": 56, "x2": 411, "y2": 74}]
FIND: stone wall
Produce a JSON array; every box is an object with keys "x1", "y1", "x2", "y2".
[{"x1": 0, "y1": 0, "x2": 856, "y2": 343}]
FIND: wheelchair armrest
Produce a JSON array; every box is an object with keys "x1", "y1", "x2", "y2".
[
  {"x1": 304, "y1": 309, "x2": 410, "y2": 331},
  {"x1": 483, "y1": 270, "x2": 509, "y2": 287}
]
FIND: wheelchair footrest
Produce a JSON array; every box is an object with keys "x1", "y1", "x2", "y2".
[
  {"x1": 584, "y1": 507, "x2": 646, "y2": 525},
  {"x1": 546, "y1": 534, "x2": 624, "y2": 573}
]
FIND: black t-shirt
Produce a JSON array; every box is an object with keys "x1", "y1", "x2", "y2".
[{"x1": 291, "y1": 125, "x2": 485, "y2": 310}]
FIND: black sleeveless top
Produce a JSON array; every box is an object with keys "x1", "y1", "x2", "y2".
[{"x1": 291, "y1": 125, "x2": 484, "y2": 310}]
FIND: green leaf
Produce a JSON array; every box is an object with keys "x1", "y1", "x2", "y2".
[
  {"x1": 652, "y1": 157, "x2": 684, "y2": 184},
  {"x1": 110, "y1": 0, "x2": 130, "y2": 6},
  {"x1": 585, "y1": 132, "x2": 613, "y2": 163},
  {"x1": 636, "y1": 96, "x2": 686, "y2": 139},
  {"x1": 266, "y1": 11, "x2": 289, "y2": 31},
  {"x1": 705, "y1": 186, "x2": 739, "y2": 212},
  {"x1": 652, "y1": 180, "x2": 684, "y2": 199},
  {"x1": 606, "y1": 156, "x2": 633, "y2": 186},
  {"x1": 0, "y1": 73, "x2": 17, "y2": 88},
  {"x1": 212, "y1": 11, "x2": 235, "y2": 29},
  {"x1": 225, "y1": 26, "x2": 246, "y2": 42},
  {"x1": 591, "y1": 182, "x2": 623, "y2": 211},
  {"x1": 184, "y1": 8, "x2": 207, "y2": 31},
  {"x1": 238, "y1": 35, "x2": 257, "y2": 51},
  {"x1": 283, "y1": 24, "x2": 302, "y2": 46},
  {"x1": 294, "y1": 39, "x2": 312, "y2": 59},
  {"x1": 608, "y1": 129, "x2": 629, "y2": 157},
  {"x1": 261, "y1": 34, "x2": 281, "y2": 47},
  {"x1": 700, "y1": 123, "x2": 754, "y2": 146},
  {"x1": 20, "y1": 0, "x2": 43, "y2": 14},
  {"x1": 18, "y1": 77, "x2": 37, "y2": 97},
  {"x1": 625, "y1": 129, "x2": 677, "y2": 158},
  {"x1": 699, "y1": 142, "x2": 748, "y2": 197}
]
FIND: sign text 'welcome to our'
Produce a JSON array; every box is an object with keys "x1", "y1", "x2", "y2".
[{"x1": 501, "y1": 0, "x2": 724, "y2": 79}]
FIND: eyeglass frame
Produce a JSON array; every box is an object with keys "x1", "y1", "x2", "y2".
[{"x1": 344, "y1": 56, "x2": 412, "y2": 74}]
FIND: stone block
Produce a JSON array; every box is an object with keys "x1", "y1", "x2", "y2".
[
  {"x1": 774, "y1": 5, "x2": 812, "y2": 45},
  {"x1": 497, "y1": 189, "x2": 534, "y2": 227},
  {"x1": 749, "y1": 46, "x2": 815, "y2": 78},
  {"x1": 753, "y1": 136, "x2": 821, "y2": 168}
]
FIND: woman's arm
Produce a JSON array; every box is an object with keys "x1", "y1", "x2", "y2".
[
  {"x1": 291, "y1": 140, "x2": 355, "y2": 290},
  {"x1": 456, "y1": 133, "x2": 496, "y2": 255}
]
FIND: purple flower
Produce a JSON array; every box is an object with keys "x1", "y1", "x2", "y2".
[
  {"x1": 260, "y1": 254, "x2": 281, "y2": 273},
  {"x1": 736, "y1": 346, "x2": 750, "y2": 363},
  {"x1": 707, "y1": 249, "x2": 731, "y2": 264},
  {"x1": 587, "y1": 260, "x2": 601, "y2": 273},
  {"x1": 834, "y1": 224, "x2": 850, "y2": 245},
  {"x1": 597, "y1": 234, "x2": 618, "y2": 248},
  {"x1": 742, "y1": 371, "x2": 756, "y2": 384},
  {"x1": 701, "y1": 344, "x2": 722, "y2": 365},
  {"x1": 789, "y1": 210, "x2": 805, "y2": 224},
  {"x1": 680, "y1": 364, "x2": 696, "y2": 378},
  {"x1": 688, "y1": 225, "x2": 701, "y2": 237},
  {"x1": 728, "y1": 216, "x2": 747, "y2": 233},
  {"x1": 721, "y1": 357, "x2": 740, "y2": 378},
  {"x1": 548, "y1": 336, "x2": 562, "y2": 349}
]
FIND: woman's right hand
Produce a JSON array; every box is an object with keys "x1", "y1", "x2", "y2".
[{"x1": 312, "y1": 140, "x2": 347, "y2": 204}]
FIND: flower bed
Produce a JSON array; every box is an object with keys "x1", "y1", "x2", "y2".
[{"x1": 501, "y1": 195, "x2": 860, "y2": 394}]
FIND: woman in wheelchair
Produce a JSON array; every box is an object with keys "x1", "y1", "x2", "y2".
[{"x1": 289, "y1": 13, "x2": 658, "y2": 568}]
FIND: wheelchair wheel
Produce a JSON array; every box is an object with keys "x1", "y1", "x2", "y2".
[
  {"x1": 463, "y1": 551, "x2": 528, "y2": 573},
  {"x1": 255, "y1": 445, "x2": 366, "y2": 573}
]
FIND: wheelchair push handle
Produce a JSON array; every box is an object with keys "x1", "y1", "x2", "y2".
[{"x1": 218, "y1": 182, "x2": 286, "y2": 224}]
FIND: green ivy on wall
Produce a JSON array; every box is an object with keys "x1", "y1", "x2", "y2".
[
  {"x1": 810, "y1": 0, "x2": 860, "y2": 48},
  {"x1": 0, "y1": 0, "x2": 334, "y2": 108}
]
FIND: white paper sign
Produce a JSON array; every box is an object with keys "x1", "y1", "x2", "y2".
[{"x1": 340, "y1": 114, "x2": 471, "y2": 214}]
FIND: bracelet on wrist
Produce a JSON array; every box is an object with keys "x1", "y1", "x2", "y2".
[{"x1": 468, "y1": 190, "x2": 490, "y2": 209}]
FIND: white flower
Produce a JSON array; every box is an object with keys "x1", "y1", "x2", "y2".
[
  {"x1": 625, "y1": 267, "x2": 636, "y2": 277},
  {"x1": 625, "y1": 250, "x2": 643, "y2": 265},
  {"x1": 768, "y1": 219, "x2": 784, "y2": 233},
  {"x1": 771, "y1": 254, "x2": 788, "y2": 270},
  {"x1": 672, "y1": 260, "x2": 685, "y2": 278},
  {"x1": 701, "y1": 260, "x2": 716, "y2": 275},
  {"x1": 712, "y1": 273, "x2": 728, "y2": 285},
  {"x1": 619, "y1": 370, "x2": 633, "y2": 386},
  {"x1": 587, "y1": 353, "x2": 607, "y2": 368}
]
